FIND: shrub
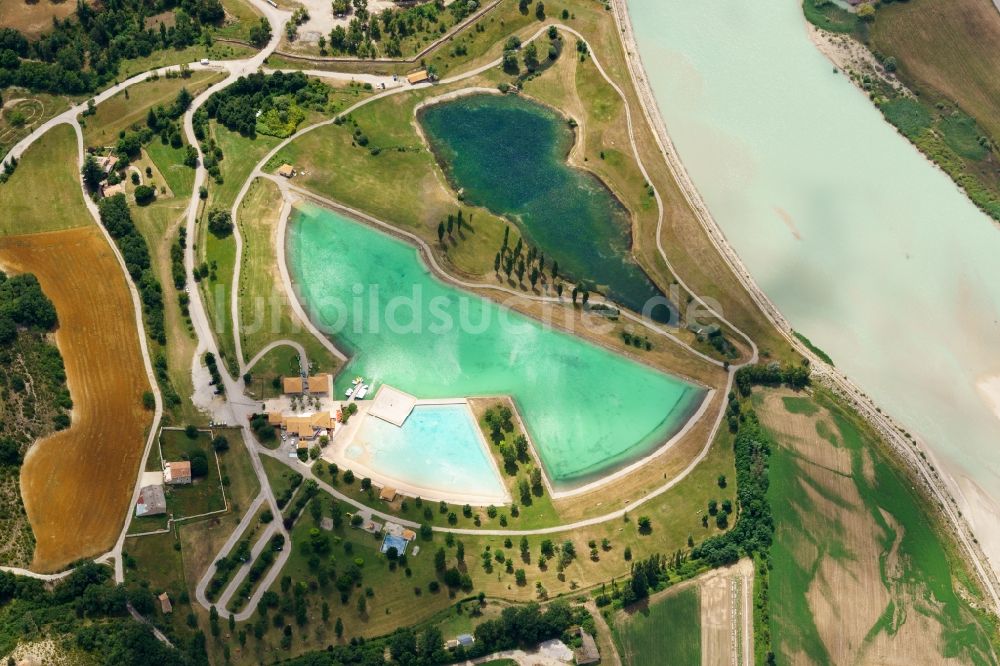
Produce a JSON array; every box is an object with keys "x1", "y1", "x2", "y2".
[{"x1": 133, "y1": 184, "x2": 155, "y2": 205}]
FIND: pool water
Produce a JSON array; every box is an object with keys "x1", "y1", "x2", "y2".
[
  {"x1": 287, "y1": 205, "x2": 706, "y2": 490},
  {"x1": 348, "y1": 404, "x2": 505, "y2": 502}
]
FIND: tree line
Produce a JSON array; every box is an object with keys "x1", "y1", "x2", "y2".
[
  {"x1": 0, "y1": 0, "x2": 225, "y2": 95},
  {"x1": 0, "y1": 562, "x2": 207, "y2": 664},
  {"x1": 96, "y1": 194, "x2": 167, "y2": 345},
  {"x1": 204, "y1": 71, "x2": 329, "y2": 139}
]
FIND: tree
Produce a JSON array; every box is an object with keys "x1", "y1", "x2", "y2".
[
  {"x1": 530, "y1": 467, "x2": 543, "y2": 495},
  {"x1": 502, "y1": 49, "x2": 519, "y2": 75},
  {"x1": 857, "y1": 3, "x2": 875, "y2": 21},
  {"x1": 133, "y1": 184, "x2": 155, "y2": 205},
  {"x1": 434, "y1": 547, "x2": 447, "y2": 571},
  {"x1": 524, "y1": 42, "x2": 539, "y2": 71},
  {"x1": 249, "y1": 17, "x2": 273, "y2": 46},
  {"x1": 637, "y1": 516, "x2": 652, "y2": 534},
  {"x1": 535, "y1": 1, "x2": 545, "y2": 20},
  {"x1": 212, "y1": 435, "x2": 229, "y2": 452},
  {"x1": 515, "y1": 568, "x2": 527, "y2": 585},
  {"x1": 437, "y1": 220, "x2": 445, "y2": 243},
  {"x1": 335, "y1": 617, "x2": 344, "y2": 638},
  {"x1": 207, "y1": 208, "x2": 233, "y2": 238},
  {"x1": 494, "y1": 251, "x2": 502, "y2": 275},
  {"x1": 82, "y1": 155, "x2": 104, "y2": 191},
  {"x1": 717, "y1": 474, "x2": 727, "y2": 488}
]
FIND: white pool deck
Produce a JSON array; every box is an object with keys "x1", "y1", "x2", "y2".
[
  {"x1": 368, "y1": 384, "x2": 417, "y2": 426},
  {"x1": 319, "y1": 386, "x2": 510, "y2": 506}
]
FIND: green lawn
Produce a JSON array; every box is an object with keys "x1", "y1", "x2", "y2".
[
  {"x1": 160, "y1": 428, "x2": 227, "y2": 518},
  {"x1": 215, "y1": 426, "x2": 262, "y2": 515},
  {"x1": 245, "y1": 344, "x2": 304, "y2": 404},
  {"x1": 236, "y1": 177, "x2": 340, "y2": 374},
  {"x1": 200, "y1": 125, "x2": 282, "y2": 375},
  {"x1": 614, "y1": 586, "x2": 701, "y2": 666},
  {"x1": 81, "y1": 70, "x2": 220, "y2": 148},
  {"x1": 0, "y1": 124, "x2": 90, "y2": 236}
]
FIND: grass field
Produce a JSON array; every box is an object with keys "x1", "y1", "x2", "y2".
[
  {"x1": 0, "y1": 91, "x2": 77, "y2": 159},
  {"x1": 0, "y1": 124, "x2": 89, "y2": 236},
  {"x1": 869, "y1": 0, "x2": 1000, "y2": 145},
  {"x1": 236, "y1": 177, "x2": 339, "y2": 373},
  {"x1": 758, "y1": 388, "x2": 998, "y2": 665},
  {"x1": 160, "y1": 429, "x2": 226, "y2": 518},
  {"x1": 81, "y1": 71, "x2": 222, "y2": 148},
  {"x1": 614, "y1": 586, "x2": 701, "y2": 666},
  {"x1": 0, "y1": 226, "x2": 153, "y2": 572},
  {"x1": 200, "y1": 125, "x2": 282, "y2": 375},
  {"x1": 115, "y1": 43, "x2": 257, "y2": 81}
]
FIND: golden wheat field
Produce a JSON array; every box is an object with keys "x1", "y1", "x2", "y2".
[{"x1": 0, "y1": 226, "x2": 152, "y2": 572}]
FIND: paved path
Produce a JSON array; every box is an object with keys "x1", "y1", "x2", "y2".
[
  {"x1": 244, "y1": 338, "x2": 308, "y2": 375},
  {"x1": 4, "y1": 0, "x2": 996, "y2": 634}
]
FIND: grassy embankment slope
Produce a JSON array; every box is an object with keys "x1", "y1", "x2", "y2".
[
  {"x1": 0, "y1": 124, "x2": 153, "y2": 572},
  {"x1": 82, "y1": 71, "x2": 224, "y2": 425},
  {"x1": 803, "y1": 0, "x2": 1000, "y2": 221},
  {"x1": 757, "y1": 387, "x2": 999, "y2": 664},
  {"x1": 236, "y1": 177, "x2": 339, "y2": 376}
]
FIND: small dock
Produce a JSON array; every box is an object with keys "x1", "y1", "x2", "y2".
[{"x1": 368, "y1": 384, "x2": 418, "y2": 426}]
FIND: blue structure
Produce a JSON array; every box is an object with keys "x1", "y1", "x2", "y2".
[{"x1": 380, "y1": 534, "x2": 409, "y2": 556}]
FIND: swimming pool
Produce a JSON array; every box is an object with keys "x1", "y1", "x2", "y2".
[{"x1": 345, "y1": 404, "x2": 508, "y2": 504}]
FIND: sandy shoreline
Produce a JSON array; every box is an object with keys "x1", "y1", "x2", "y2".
[{"x1": 610, "y1": 0, "x2": 1000, "y2": 609}]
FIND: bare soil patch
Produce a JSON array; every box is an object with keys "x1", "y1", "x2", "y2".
[
  {"x1": 0, "y1": 226, "x2": 152, "y2": 572},
  {"x1": 0, "y1": 0, "x2": 81, "y2": 39}
]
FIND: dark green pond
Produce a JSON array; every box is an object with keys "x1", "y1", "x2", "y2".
[{"x1": 419, "y1": 93, "x2": 672, "y2": 321}]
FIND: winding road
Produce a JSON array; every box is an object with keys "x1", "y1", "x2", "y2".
[{"x1": 1, "y1": 0, "x2": 997, "y2": 652}]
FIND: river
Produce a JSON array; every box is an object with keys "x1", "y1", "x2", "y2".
[{"x1": 627, "y1": 0, "x2": 1000, "y2": 569}]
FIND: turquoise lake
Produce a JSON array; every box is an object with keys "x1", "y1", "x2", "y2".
[
  {"x1": 629, "y1": 0, "x2": 1000, "y2": 556},
  {"x1": 419, "y1": 94, "x2": 672, "y2": 321},
  {"x1": 287, "y1": 204, "x2": 705, "y2": 490}
]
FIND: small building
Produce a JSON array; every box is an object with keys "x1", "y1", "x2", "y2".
[
  {"x1": 267, "y1": 411, "x2": 284, "y2": 426},
  {"x1": 445, "y1": 639, "x2": 460, "y2": 650},
  {"x1": 277, "y1": 163, "x2": 295, "y2": 178},
  {"x1": 101, "y1": 182, "x2": 126, "y2": 198},
  {"x1": 306, "y1": 374, "x2": 331, "y2": 395},
  {"x1": 94, "y1": 154, "x2": 118, "y2": 174},
  {"x1": 362, "y1": 519, "x2": 384, "y2": 535},
  {"x1": 379, "y1": 486, "x2": 397, "y2": 502},
  {"x1": 456, "y1": 634, "x2": 474, "y2": 648},
  {"x1": 282, "y1": 376, "x2": 304, "y2": 394},
  {"x1": 406, "y1": 70, "x2": 430, "y2": 85},
  {"x1": 164, "y1": 461, "x2": 192, "y2": 485},
  {"x1": 158, "y1": 592, "x2": 173, "y2": 614},
  {"x1": 136, "y1": 485, "x2": 166, "y2": 517}
]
